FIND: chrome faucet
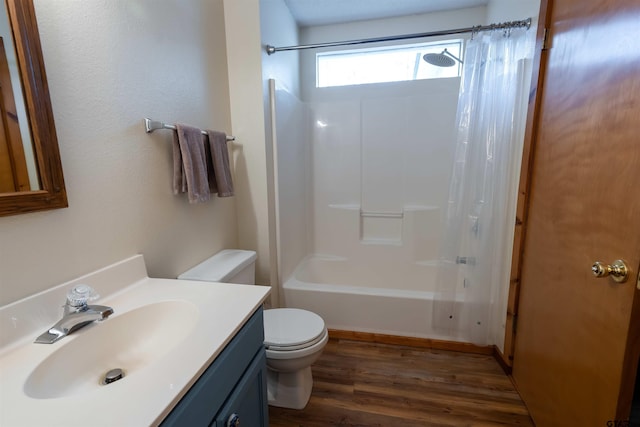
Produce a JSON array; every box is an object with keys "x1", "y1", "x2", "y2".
[{"x1": 34, "y1": 285, "x2": 114, "y2": 344}]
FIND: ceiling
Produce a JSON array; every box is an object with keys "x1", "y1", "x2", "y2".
[{"x1": 283, "y1": 0, "x2": 489, "y2": 27}]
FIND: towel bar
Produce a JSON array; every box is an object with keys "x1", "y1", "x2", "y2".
[{"x1": 144, "y1": 118, "x2": 235, "y2": 141}]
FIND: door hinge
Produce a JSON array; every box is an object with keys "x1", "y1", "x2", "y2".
[
  {"x1": 512, "y1": 315, "x2": 518, "y2": 334},
  {"x1": 542, "y1": 28, "x2": 551, "y2": 50}
]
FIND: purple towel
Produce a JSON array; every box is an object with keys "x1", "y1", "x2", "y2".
[
  {"x1": 173, "y1": 124, "x2": 210, "y2": 203},
  {"x1": 206, "y1": 130, "x2": 234, "y2": 197}
]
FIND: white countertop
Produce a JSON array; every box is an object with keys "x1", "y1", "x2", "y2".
[{"x1": 0, "y1": 255, "x2": 270, "y2": 427}]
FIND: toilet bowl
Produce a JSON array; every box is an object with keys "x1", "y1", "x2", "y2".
[
  {"x1": 263, "y1": 308, "x2": 329, "y2": 409},
  {"x1": 178, "y1": 250, "x2": 327, "y2": 409}
]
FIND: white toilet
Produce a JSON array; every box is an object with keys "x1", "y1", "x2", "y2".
[{"x1": 178, "y1": 249, "x2": 328, "y2": 410}]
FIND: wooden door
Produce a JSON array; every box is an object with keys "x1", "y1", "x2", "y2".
[{"x1": 512, "y1": 0, "x2": 640, "y2": 425}]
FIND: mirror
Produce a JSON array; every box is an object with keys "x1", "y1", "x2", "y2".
[{"x1": 0, "y1": 0, "x2": 67, "y2": 216}]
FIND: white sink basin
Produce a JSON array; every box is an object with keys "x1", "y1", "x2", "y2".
[
  {"x1": 0, "y1": 255, "x2": 270, "y2": 427},
  {"x1": 24, "y1": 300, "x2": 198, "y2": 399}
]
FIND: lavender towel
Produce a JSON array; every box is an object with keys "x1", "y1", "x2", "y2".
[
  {"x1": 206, "y1": 130, "x2": 234, "y2": 197},
  {"x1": 173, "y1": 124, "x2": 210, "y2": 203}
]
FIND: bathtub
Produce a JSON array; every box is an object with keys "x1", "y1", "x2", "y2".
[{"x1": 282, "y1": 254, "x2": 469, "y2": 341}]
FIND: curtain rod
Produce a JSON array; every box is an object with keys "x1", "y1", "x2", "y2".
[{"x1": 265, "y1": 18, "x2": 531, "y2": 55}]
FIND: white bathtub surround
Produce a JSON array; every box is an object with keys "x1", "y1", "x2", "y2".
[
  {"x1": 274, "y1": 77, "x2": 462, "y2": 277},
  {"x1": 433, "y1": 26, "x2": 536, "y2": 347},
  {"x1": 269, "y1": 80, "x2": 311, "y2": 286},
  {"x1": 271, "y1": 78, "x2": 464, "y2": 341},
  {"x1": 0, "y1": 255, "x2": 269, "y2": 427}
]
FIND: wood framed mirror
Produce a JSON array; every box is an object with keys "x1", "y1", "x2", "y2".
[{"x1": 0, "y1": 0, "x2": 67, "y2": 216}]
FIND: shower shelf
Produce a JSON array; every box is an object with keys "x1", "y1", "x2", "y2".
[
  {"x1": 328, "y1": 204, "x2": 439, "y2": 213},
  {"x1": 361, "y1": 211, "x2": 403, "y2": 219},
  {"x1": 403, "y1": 205, "x2": 439, "y2": 212},
  {"x1": 360, "y1": 238, "x2": 403, "y2": 246}
]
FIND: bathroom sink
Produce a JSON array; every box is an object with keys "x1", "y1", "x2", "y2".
[
  {"x1": 24, "y1": 300, "x2": 198, "y2": 399},
  {"x1": 0, "y1": 255, "x2": 270, "y2": 427}
]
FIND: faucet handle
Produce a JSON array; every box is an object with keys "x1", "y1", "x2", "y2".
[{"x1": 66, "y1": 284, "x2": 99, "y2": 307}]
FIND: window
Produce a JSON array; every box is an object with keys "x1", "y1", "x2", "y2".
[{"x1": 316, "y1": 40, "x2": 463, "y2": 88}]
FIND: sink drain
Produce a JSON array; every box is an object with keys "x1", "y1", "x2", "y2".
[{"x1": 101, "y1": 368, "x2": 125, "y2": 385}]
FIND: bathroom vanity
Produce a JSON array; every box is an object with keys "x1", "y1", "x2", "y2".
[
  {"x1": 0, "y1": 255, "x2": 270, "y2": 426},
  {"x1": 161, "y1": 307, "x2": 268, "y2": 426}
]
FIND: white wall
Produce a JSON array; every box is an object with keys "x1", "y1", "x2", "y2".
[
  {"x1": 223, "y1": 0, "x2": 273, "y2": 294},
  {"x1": 0, "y1": 0, "x2": 237, "y2": 307},
  {"x1": 260, "y1": 0, "x2": 300, "y2": 98},
  {"x1": 486, "y1": 0, "x2": 540, "y2": 24}
]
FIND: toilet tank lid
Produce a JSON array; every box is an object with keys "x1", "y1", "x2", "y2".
[{"x1": 177, "y1": 249, "x2": 257, "y2": 282}]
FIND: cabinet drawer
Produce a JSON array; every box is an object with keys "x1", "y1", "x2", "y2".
[{"x1": 161, "y1": 308, "x2": 264, "y2": 427}]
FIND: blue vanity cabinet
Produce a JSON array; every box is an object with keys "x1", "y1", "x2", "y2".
[
  {"x1": 214, "y1": 350, "x2": 268, "y2": 427},
  {"x1": 160, "y1": 308, "x2": 268, "y2": 427}
]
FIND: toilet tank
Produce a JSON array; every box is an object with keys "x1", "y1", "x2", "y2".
[{"x1": 177, "y1": 250, "x2": 257, "y2": 285}]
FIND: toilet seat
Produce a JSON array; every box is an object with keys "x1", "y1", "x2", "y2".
[{"x1": 264, "y1": 308, "x2": 326, "y2": 351}]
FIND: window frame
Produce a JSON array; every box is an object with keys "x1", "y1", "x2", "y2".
[{"x1": 316, "y1": 39, "x2": 464, "y2": 88}]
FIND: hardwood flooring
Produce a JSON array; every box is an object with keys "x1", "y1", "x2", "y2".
[{"x1": 269, "y1": 338, "x2": 533, "y2": 426}]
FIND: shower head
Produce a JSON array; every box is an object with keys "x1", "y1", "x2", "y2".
[{"x1": 423, "y1": 48, "x2": 463, "y2": 67}]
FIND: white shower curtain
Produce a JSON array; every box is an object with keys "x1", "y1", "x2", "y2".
[{"x1": 433, "y1": 26, "x2": 535, "y2": 345}]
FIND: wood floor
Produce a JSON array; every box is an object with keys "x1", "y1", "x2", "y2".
[{"x1": 269, "y1": 338, "x2": 533, "y2": 426}]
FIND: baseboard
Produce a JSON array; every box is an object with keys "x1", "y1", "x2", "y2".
[
  {"x1": 493, "y1": 346, "x2": 513, "y2": 375},
  {"x1": 327, "y1": 329, "x2": 494, "y2": 355}
]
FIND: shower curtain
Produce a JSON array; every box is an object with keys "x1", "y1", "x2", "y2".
[{"x1": 433, "y1": 26, "x2": 535, "y2": 345}]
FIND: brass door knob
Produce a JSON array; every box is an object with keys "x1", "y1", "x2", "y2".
[{"x1": 591, "y1": 259, "x2": 629, "y2": 283}]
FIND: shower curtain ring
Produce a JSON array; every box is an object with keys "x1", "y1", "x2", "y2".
[{"x1": 471, "y1": 25, "x2": 481, "y2": 40}]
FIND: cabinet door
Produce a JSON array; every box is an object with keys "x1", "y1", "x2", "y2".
[
  {"x1": 161, "y1": 309, "x2": 265, "y2": 427},
  {"x1": 214, "y1": 350, "x2": 268, "y2": 427}
]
